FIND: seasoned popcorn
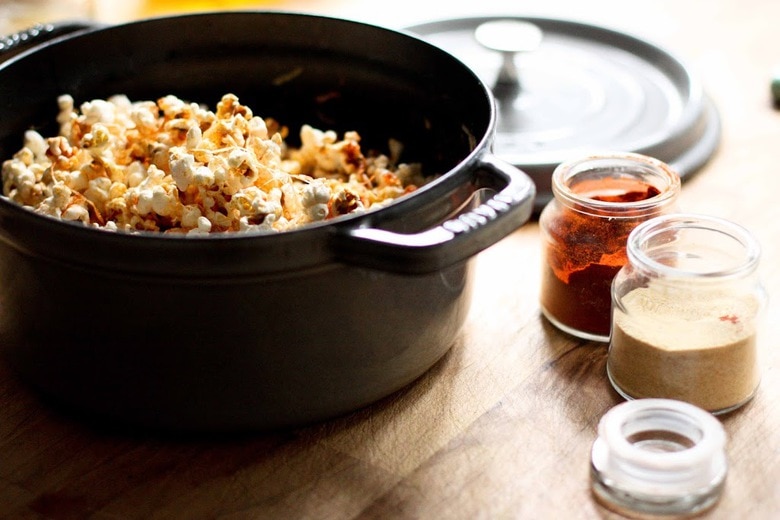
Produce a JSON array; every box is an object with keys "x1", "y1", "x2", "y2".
[{"x1": 1, "y1": 93, "x2": 429, "y2": 234}]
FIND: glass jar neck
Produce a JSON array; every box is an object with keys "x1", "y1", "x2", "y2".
[
  {"x1": 626, "y1": 213, "x2": 761, "y2": 283},
  {"x1": 551, "y1": 152, "x2": 680, "y2": 218}
]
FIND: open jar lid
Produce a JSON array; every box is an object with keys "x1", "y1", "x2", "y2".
[{"x1": 405, "y1": 16, "x2": 721, "y2": 211}]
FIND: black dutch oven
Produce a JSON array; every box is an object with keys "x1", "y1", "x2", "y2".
[{"x1": 0, "y1": 12, "x2": 535, "y2": 432}]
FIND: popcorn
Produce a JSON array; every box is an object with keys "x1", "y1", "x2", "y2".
[
  {"x1": 301, "y1": 181, "x2": 331, "y2": 222},
  {"x1": 1, "y1": 93, "x2": 430, "y2": 234}
]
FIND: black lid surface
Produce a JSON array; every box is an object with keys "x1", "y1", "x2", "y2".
[{"x1": 406, "y1": 16, "x2": 720, "y2": 211}]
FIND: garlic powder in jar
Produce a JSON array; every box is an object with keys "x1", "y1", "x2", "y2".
[{"x1": 608, "y1": 213, "x2": 766, "y2": 414}]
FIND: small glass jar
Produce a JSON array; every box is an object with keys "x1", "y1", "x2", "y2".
[
  {"x1": 539, "y1": 152, "x2": 680, "y2": 341},
  {"x1": 608, "y1": 213, "x2": 766, "y2": 414},
  {"x1": 590, "y1": 398, "x2": 728, "y2": 517}
]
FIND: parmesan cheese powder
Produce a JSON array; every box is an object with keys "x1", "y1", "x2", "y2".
[{"x1": 608, "y1": 284, "x2": 761, "y2": 413}]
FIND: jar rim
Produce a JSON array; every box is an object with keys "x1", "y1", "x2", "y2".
[
  {"x1": 598, "y1": 399, "x2": 726, "y2": 472},
  {"x1": 551, "y1": 152, "x2": 681, "y2": 216},
  {"x1": 591, "y1": 399, "x2": 728, "y2": 516},
  {"x1": 627, "y1": 213, "x2": 761, "y2": 280}
]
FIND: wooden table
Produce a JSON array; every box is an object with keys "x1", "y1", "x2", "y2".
[{"x1": 2, "y1": 0, "x2": 779, "y2": 518}]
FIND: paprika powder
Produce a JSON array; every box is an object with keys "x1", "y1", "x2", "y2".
[{"x1": 538, "y1": 152, "x2": 680, "y2": 341}]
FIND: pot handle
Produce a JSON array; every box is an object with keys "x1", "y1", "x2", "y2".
[
  {"x1": 332, "y1": 154, "x2": 536, "y2": 274},
  {"x1": 0, "y1": 21, "x2": 98, "y2": 62}
]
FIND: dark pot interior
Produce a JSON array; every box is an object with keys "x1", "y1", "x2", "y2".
[
  {"x1": 0, "y1": 12, "x2": 489, "y2": 185},
  {"x1": 0, "y1": 11, "x2": 504, "y2": 276}
]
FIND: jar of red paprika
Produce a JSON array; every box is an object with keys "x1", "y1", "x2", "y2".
[{"x1": 539, "y1": 152, "x2": 680, "y2": 341}]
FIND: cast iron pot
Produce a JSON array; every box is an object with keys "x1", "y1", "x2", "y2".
[{"x1": 0, "y1": 12, "x2": 535, "y2": 433}]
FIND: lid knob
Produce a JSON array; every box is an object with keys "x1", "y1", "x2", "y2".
[{"x1": 474, "y1": 20, "x2": 543, "y2": 92}]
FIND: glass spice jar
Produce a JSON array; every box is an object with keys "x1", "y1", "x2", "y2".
[
  {"x1": 590, "y1": 398, "x2": 728, "y2": 517},
  {"x1": 608, "y1": 213, "x2": 766, "y2": 414},
  {"x1": 539, "y1": 152, "x2": 681, "y2": 341}
]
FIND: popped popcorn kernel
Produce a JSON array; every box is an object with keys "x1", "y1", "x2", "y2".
[{"x1": 2, "y1": 93, "x2": 432, "y2": 234}]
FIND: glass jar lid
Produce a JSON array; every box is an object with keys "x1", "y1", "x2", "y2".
[{"x1": 591, "y1": 399, "x2": 728, "y2": 516}]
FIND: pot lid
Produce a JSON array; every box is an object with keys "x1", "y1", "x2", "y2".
[{"x1": 405, "y1": 16, "x2": 720, "y2": 211}]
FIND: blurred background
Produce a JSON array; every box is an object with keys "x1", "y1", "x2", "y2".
[
  {"x1": 0, "y1": 0, "x2": 763, "y2": 81},
  {"x1": 0, "y1": 0, "x2": 760, "y2": 103},
  {"x1": 0, "y1": 0, "x2": 747, "y2": 45}
]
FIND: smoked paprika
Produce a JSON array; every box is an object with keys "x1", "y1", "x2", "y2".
[{"x1": 538, "y1": 153, "x2": 680, "y2": 341}]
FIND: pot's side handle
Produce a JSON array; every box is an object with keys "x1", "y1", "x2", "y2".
[
  {"x1": 0, "y1": 21, "x2": 98, "y2": 63},
  {"x1": 333, "y1": 154, "x2": 536, "y2": 274}
]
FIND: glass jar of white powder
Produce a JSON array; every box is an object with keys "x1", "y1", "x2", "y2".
[{"x1": 608, "y1": 213, "x2": 766, "y2": 414}]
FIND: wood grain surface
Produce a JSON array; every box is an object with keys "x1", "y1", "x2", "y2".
[{"x1": 1, "y1": 0, "x2": 779, "y2": 518}]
